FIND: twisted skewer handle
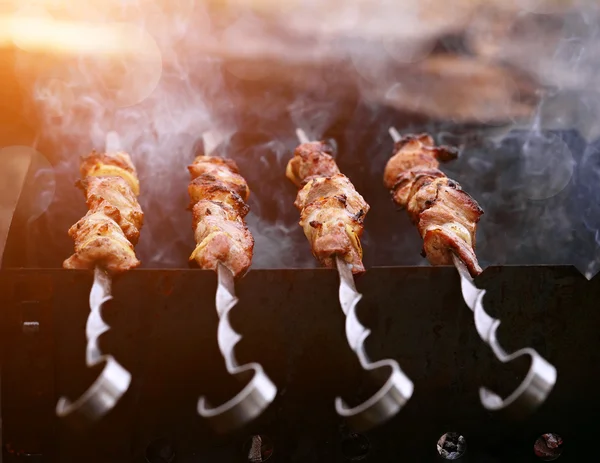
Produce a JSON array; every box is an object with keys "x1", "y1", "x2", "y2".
[
  {"x1": 198, "y1": 263, "x2": 277, "y2": 433},
  {"x1": 56, "y1": 267, "x2": 132, "y2": 427},
  {"x1": 453, "y1": 255, "x2": 557, "y2": 416},
  {"x1": 335, "y1": 257, "x2": 414, "y2": 430}
]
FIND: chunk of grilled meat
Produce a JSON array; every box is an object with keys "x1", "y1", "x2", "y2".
[
  {"x1": 81, "y1": 176, "x2": 144, "y2": 244},
  {"x1": 384, "y1": 133, "x2": 483, "y2": 277},
  {"x1": 190, "y1": 200, "x2": 254, "y2": 275},
  {"x1": 64, "y1": 150, "x2": 143, "y2": 273},
  {"x1": 63, "y1": 205, "x2": 139, "y2": 273},
  {"x1": 188, "y1": 175, "x2": 250, "y2": 218},
  {"x1": 81, "y1": 150, "x2": 140, "y2": 195},
  {"x1": 287, "y1": 142, "x2": 369, "y2": 274},
  {"x1": 187, "y1": 156, "x2": 254, "y2": 278},
  {"x1": 189, "y1": 155, "x2": 250, "y2": 201},
  {"x1": 286, "y1": 141, "x2": 340, "y2": 188}
]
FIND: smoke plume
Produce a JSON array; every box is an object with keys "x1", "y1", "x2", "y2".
[{"x1": 8, "y1": 0, "x2": 600, "y2": 278}]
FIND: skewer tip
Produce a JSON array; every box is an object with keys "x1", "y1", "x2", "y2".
[
  {"x1": 388, "y1": 127, "x2": 401, "y2": 143},
  {"x1": 105, "y1": 131, "x2": 121, "y2": 153},
  {"x1": 295, "y1": 128, "x2": 310, "y2": 144},
  {"x1": 202, "y1": 131, "x2": 224, "y2": 156}
]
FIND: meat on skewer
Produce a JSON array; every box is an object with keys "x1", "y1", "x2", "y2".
[
  {"x1": 287, "y1": 140, "x2": 370, "y2": 275},
  {"x1": 64, "y1": 151, "x2": 144, "y2": 273},
  {"x1": 188, "y1": 155, "x2": 254, "y2": 278},
  {"x1": 383, "y1": 133, "x2": 483, "y2": 277}
]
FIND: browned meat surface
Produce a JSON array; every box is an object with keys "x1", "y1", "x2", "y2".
[
  {"x1": 286, "y1": 141, "x2": 341, "y2": 188},
  {"x1": 188, "y1": 155, "x2": 250, "y2": 201},
  {"x1": 82, "y1": 176, "x2": 144, "y2": 244},
  {"x1": 287, "y1": 143, "x2": 369, "y2": 274},
  {"x1": 80, "y1": 150, "x2": 140, "y2": 195},
  {"x1": 384, "y1": 133, "x2": 484, "y2": 277},
  {"x1": 64, "y1": 150, "x2": 144, "y2": 273},
  {"x1": 187, "y1": 156, "x2": 254, "y2": 278},
  {"x1": 188, "y1": 175, "x2": 250, "y2": 218},
  {"x1": 63, "y1": 206, "x2": 139, "y2": 273}
]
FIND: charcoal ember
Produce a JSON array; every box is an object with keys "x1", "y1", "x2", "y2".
[
  {"x1": 248, "y1": 435, "x2": 262, "y2": 462},
  {"x1": 245, "y1": 435, "x2": 274, "y2": 462},
  {"x1": 437, "y1": 432, "x2": 466, "y2": 460},
  {"x1": 534, "y1": 433, "x2": 564, "y2": 461}
]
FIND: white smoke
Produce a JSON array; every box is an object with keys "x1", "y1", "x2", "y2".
[
  {"x1": 8, "y1": 0, "x2": 600, "y2": 277},
  {"x1": 12, "y1": 1, "x2": 218, "y2": 267}
]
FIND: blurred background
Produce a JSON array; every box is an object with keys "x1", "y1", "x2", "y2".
[{"x1": 1, "y1": 0, "x2": 599, "y2": 277}]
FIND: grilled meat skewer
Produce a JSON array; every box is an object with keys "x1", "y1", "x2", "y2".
[
  {"x1": 287, "y1": 140, "x2": 370, "y2": 274},
  {"x1": 64, "y1": 150, "x2": 144, "y2": 273},
  {"x1": 384, "y1": 132, "x2": 483, "y2": 277},
  {"x1": 384, "y1": 129, "x2": 558, "y2": 416},
  {"x1": 193, "y1": 136, "x2": 277, "y2": 431},
  {"x1": 288, "y1": 130, "x2": 414, "y2": 429},
  {"x1": 58, "y1": 137, "x2": 136, "y2": 424},
  {"x1": 188, "y1": 155, "x2": 254, "y2": 278}
]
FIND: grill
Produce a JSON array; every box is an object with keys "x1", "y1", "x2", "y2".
[{"x1": 2, "y1": 3, "x2": 600, "y2": 461}]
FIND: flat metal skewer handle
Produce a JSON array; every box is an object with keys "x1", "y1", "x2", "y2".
[
  {"x1": 296, "y1": 128, "x2": 414, "y2": 431},
  {"x1": 197, "y1": 132, "x2": 277, "y2": 433},
  {"x1": 389, "y1": 126, "x2": 556, "y2": 416},
  {"x1": 55, "y1": 267, "x2": 132, "y2": 427}
]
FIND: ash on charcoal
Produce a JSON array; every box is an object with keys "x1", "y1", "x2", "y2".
[
  {"x1": 534, "y1": 433, "x2": 563, "y2": 461},
  {"x1": 248, "y1": 435, "x2": 262, "y2": 463},
  {"x1": 437, "y1": 432, "x2": 466, "y2": 460},
  {"x1": 244, "y1": 435, "x2": 274, "y2": 462}
]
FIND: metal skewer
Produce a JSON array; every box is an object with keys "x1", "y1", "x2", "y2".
[
  {"x1": 389, "y1": 126, "x2": 557, "y2": 416},
  {"x1": 54, "y1": 267, "x2": 131, "y2": 426},
  {"x1": 296, "y1": 128, "x2": 414, "y2": 431},
  {"x1": 197, "y1": 132, "x2": 277, "y2": 433},
  {"x1": 56, "y1": 132, "x2": 132, "y2": 427}
]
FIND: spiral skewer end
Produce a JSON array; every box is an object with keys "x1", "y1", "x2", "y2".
[
  {"x1": 198, "y1": 263, "x2": 277, "y2": 432},
  {"x1": 452, "y1": 254, "x2": 557, "y2": 416},
  {"x1": 55, "y1": 267, "x2": 132, "y2": 427},
  {"x1": 335, "y1": 256, "x2": 414, "y2": 431}
]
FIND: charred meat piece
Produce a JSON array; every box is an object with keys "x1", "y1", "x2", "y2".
[
  {"x1": 187, "y1": 156, "x2": 254, "y2": 278},
  {"x1": 384, "y1": 133, "x2": 483, "y2": 277},
  {"x1": 287, "y1": 142, "x2": 369, "y2": 275},
  {"x1": 64, "y1": 150, "x2": 144, "y2": 273}
]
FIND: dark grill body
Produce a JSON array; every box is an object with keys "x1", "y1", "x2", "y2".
[{"x1": 1, "y1": 266, "x2": 599, "y2": 462}]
